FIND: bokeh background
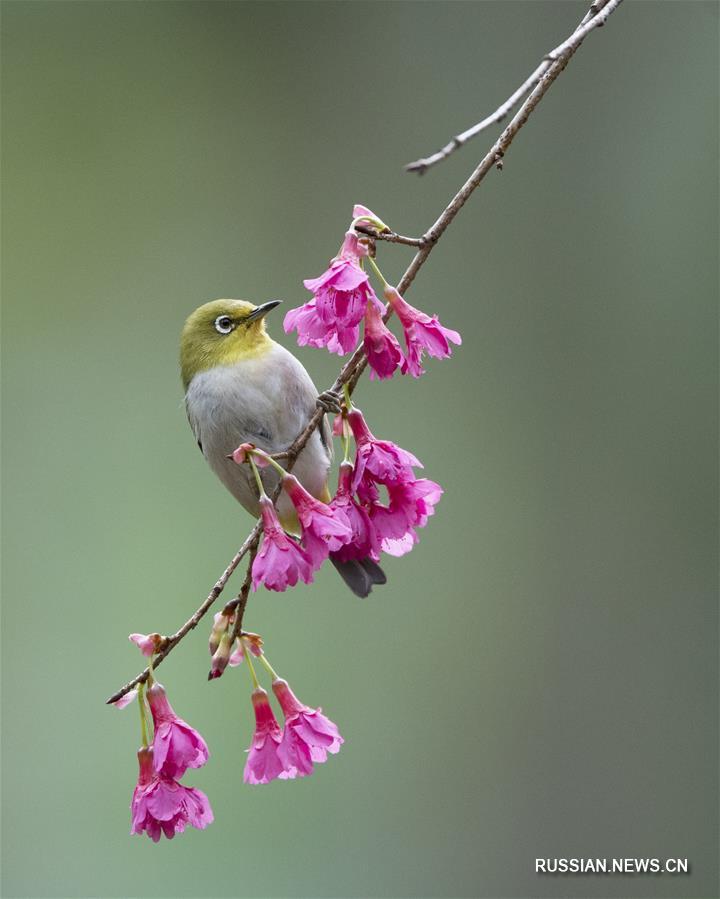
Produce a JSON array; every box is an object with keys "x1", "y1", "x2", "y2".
[{"x1": 2, "y1": 2, "x2": 717, "y2": 897}]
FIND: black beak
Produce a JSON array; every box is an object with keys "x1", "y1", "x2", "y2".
[{"x1": 246, "y1": 300, "x2": 282, "y2": 322}]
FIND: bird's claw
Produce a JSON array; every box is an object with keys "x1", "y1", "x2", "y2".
[{"x1": 316, "y1": 389, "x2": 342, "y2": 415}]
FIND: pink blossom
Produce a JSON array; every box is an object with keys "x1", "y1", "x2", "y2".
[
  {"x1": 283, "y1": 474, "x2": 352, "y2": 568},
  {"x1": 228, "y1": 442, "x2": 271, "y2": 466},
  {"x1": 113, "y1": 687, "x2": 139, "y2": 710},
  {"x1": 129, "y1": 633, "x2": 161, "y2": 657},
  {"x1": 307, "y1": 253, "x2": 374, "y2": 327},
  {"x1": 131, "y1": 747, "x2": 213, "y2": 842},
  {"x1": 363, "y1": 299, "x2": 403, "y2": 380},
  {"x1": 146, "y1": 682, "x2": 210, "y2": 779},
  {"x1": 352, "y1": 204, "x2": 387, "y2": 228},
  {"x1": 348, "y1": 408, "x2": 422, "y2": 489},
  {"x1": 244, "y1": 688, "x2": 307, "y2": 784},
  {"x1": 384, "y1": 285, "x2": 461, "y2": 377},
  {"x1": 228, "y1": 632, "x2": 264, "y2": 668},
  {"x1": 284, "y1": 300, "x2": 360, "y2": 355},
  {"x1": 273, "y1": 678, "x2": 344, "y2": 765},
  {"x1": 252, "y1": 497, "x2": 314, "y2": 592},
  {"x1": 369, "y1": 478, "x2": 443, "y2": 557},
  {"x1": 356, "y1": 476, "x2": 380, "y2": 505},
  {"x1": 284, "y1": 231, "x2": 382, "y2": 355},
  {"x1": 332, "y1": 413, "x2": 347, "y2": 438},
  {"x1": 328, "y1": 462, "x2": 381, "y2": 562},
  {"x1": 377, "y1": 530, "x2": 419, "y2": 557}
]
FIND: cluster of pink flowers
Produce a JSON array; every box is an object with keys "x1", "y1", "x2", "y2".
[
  {"x1": 284, "y1": 205, "x2": 461, "y2": 379},
  {"x1": 235, "y1": 405, "x2": 441, "y2": 593},
  {"x1": 118, "y1": 631, "x2": 342, "y2": 839},
  {"x1": 118, "y1": 657, "x2": 213, "y2": 842},
  {"x1": 244, "y1": 678, "x2": 343, "y2": 784}
]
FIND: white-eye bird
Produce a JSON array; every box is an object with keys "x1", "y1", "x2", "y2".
[{"x1": 180, "y1": 298, "x2": 386, "y2": 597}]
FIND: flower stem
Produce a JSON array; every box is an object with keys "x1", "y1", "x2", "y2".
[
  {"x1": 367, "y1": 255, "x2": 389, "y2": 288},
  {"x1": 262, "y1": 454, "x2": 289, "y2": 479},
  {"x1": 258, "y1": 653, "x2": 280, "y2": 681},
  {"x1": 248, "y1": 456, "x2": 267, "y2": 498},
  {"x1": 242, "y1": 639, "x2": 260, "y2": 690},
  {"x1": 138, "y1": 682, "x2": 150, "y2": 748}
]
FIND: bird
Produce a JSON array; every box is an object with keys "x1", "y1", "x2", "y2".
[{"x1": 180, "y1": 298, "x2": 386, "y2": 597}]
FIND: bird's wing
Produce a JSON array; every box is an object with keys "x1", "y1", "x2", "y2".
[
  {"x1": 275, "y1": 347, "x2": 333, "y2": 464},
  {"x1": 185, "y1": 392, "x2": 276, "y2": 458}
]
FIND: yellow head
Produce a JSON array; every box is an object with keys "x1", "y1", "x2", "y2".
[{"x1": 180, "y1": 298, "x2": 282, "y2": 389}]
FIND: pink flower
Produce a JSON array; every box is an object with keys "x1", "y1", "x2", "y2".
[
  {"x1": 228, "y1": 442, "x2": 272, "y2": 466},
  {"x1": 244, "y1": 688, "x2": 307, "y2": 784},
  {"x1": 252, "y1": 496, "x2": 314, "y2": 592},
  {"x1": 283, "y1": 474, "x2": 352, "y2": 568},
  {"x1": 348, "y1": 408, "x2": 422, "y2": 488},
  {"x1": 363, "y1": 299, "x2": 403, "y2": 380},
  {"x1": 356, "y1": 476, "x2": 380, "y2": 505},
  {"x1": 328, "y1": 462, "x2": 381, "y2": 562},
  {"x1": 146, "y1": 682, "x2": 210, "y2": 779},
  {"x1": 369, "y1": 478, "x2": 443, "y2": 557},
  {"x1": 352, "y1": 204, "x2": 387, "y2": 229},
  {"x1": 228, "y1": 632, "x2": 264, "y2": 668},
  {"x1": 284, "y1": 300, "x2": 360, "y2": 355},
  {"x1": 307, "y1": 253, "x2": 375, "y2": 327},
  {"x1": 113, "y1": 687, "x2": 139, "y2": 710},
  {"x1": 131, "y1": 747, "x2": 213, "y2": 842},
  {"x1": 332, "y1": 412, "x2": 347, "y2": 438},
  {"x1": 384, "y1": 285, "x2": 461, "y2": 377},
  {"x1": 129, "y1": 633, "x2": 161, "y2": 657},
  {"x1": 284, "y1": 231, "x2": 382, "y2": 355},
  {"x1": 273, "y1": 678, "x2": 344, "y2": 765}
]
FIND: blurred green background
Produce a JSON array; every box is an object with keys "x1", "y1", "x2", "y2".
[{"x1": 2, "y1": 2, "x2": 717, "y2": 897}]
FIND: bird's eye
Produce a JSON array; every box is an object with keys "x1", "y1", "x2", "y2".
[{"x1": 214, "y1": 315, "x2": 235, "y2": 334}]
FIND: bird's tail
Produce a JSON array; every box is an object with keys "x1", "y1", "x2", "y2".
[{"x1": 329, "y1": 554, "x2": 387, "y2": 598}]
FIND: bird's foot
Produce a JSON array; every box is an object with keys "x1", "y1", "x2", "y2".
[{"x1": 316, "y1": 389, "x2": 342, "y2": 414}]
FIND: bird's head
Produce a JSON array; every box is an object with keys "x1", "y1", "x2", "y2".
[{"x1": 180, "y1": 298, "x2": 282, "y2": 389}]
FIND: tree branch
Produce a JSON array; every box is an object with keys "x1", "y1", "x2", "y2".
[
  {"x1": 405, "y1": 0, "x2": 621, "y2": 174},
  {"x1": 354, "y1": 224, "x2": 428, "y2": 248},
  {"x1": 106, "y1": 0, "x2": 624, "y2": 705}
]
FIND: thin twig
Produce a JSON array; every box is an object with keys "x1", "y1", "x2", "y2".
[
  {"x1": 405, "y1": 0, "x2": 618, "y2": 174},
  {"x1": 231, "y1": 544, "x2": 258, "y2": 642},
  {"x1": 354, "y1": 224, "x2": 427, "y2": 248},
  {"x1": 106, "y1": 0, "x2": 624, "y2": 705}
]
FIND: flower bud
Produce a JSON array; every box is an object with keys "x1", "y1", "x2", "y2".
[
  {"x1": 208, "y1": 630, "x2": 233, "y2": 680},
  {"x1": 208, "y1": 610, "x2": 233, "y2": 656}
]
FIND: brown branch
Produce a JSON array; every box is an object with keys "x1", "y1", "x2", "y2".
[
  {"x1": 106, "y1": 0, "x2": 624, "y2": 705},
  {"x1": 405, "y1": 0, "x2": 621, "y2": 174},
  {"x1": 230, "y1": 543, "x2": 258, "y2": 642},
  {"x1": 354, "y1": 224, "x2": 428, "y2": 248}
]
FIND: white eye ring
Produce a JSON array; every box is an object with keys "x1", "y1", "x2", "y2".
[{"x1": 214, "y1": 315, "x2": 235, "y2": 334}]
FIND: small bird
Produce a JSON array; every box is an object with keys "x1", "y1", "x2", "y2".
[{"x1": 180, "y1": 298, "x2": 386, "y2": 597}]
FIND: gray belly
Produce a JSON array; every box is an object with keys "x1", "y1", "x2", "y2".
[{"x1": 185, "y1": 351, "x2": 332, "y2": 521}]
